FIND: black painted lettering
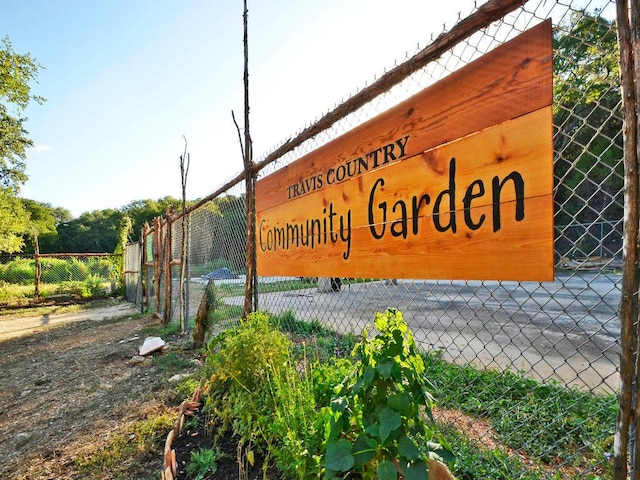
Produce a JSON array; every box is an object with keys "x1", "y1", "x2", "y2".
[
  {"x1": 340, "y1": 210, "x2": 352, "y2": 260},
  {"x1": 357, "y1": 157, "x2": 369, "y2": 175},
  {"x1": 463, "y1": 179, "x2": 486, "y2": 230},
  {"x1": 383, "y1": 143, "x2": 396, "y2": 164},
  {"x1": 412, "y1": 193, "x2": 430, "y2": 235},
  {"x1": 391, "y1": 200, "x2": 408, "y2": 238},
  {"x1": 367, "y1": 147, "x2": 383, "y2": 168},
  {"x1": 433, "y1": 158, "x2": 457, "y2": 233},
  {"x1": 395, "y1": 135, "x2": 410, "y2": 158},
  {"x1": 326, "y1": 168, "x2": 336, "y2": 185},
  {"x1": 492, "y1": 172, "x2": 525, "y2": 232},
  {"x1": 368, "y1": 178, "x2": 386, "y2": 239}
]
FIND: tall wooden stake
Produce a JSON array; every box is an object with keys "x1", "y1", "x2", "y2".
[
  {"x1": 614, "y1": 0, "x2": 639, "y2": 478},
  {"x1": 241, "y1": 0, "x2": 257, "y2": 318},
  {"x1": 179, "y1": 137, "x2": 190, "y2": 334},
  {"x1": 33, "y1": 233, "x2": 41, "y2": 303}
]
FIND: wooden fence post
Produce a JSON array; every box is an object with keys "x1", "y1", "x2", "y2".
[
  {"x1": 614, "y1": 0, "x2": 639, "y2": 478},
  {"x1": 164, "y1": 213, "x2": 173, "y2": 325}
]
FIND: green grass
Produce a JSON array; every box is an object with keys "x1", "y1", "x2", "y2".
[
  {"x1": 422, "y1": 351, "x2": 616, "y2": 476},
  {"x1": 153, "y1": 351, "x2": 195, "y2": 373},
  {"x1": 442, "y1": 423, "x2": 547, "y2": 480},
  {"x1": 75, "y1": 408, "x2": 174, "y2": 475},
  {"x1": 215, "y1": 279, "x2": 317, "y2": 297},
  {"x1": 270, "y1": 310, "x2": 357, "y2": 363}
]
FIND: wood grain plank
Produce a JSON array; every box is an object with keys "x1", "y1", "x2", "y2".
[
  {"x1": 257, "y1": 107, "x2": 553, "y2": 281},
  {"x1": 256, "y1": 19, "x2": 552, "y2": 213}
]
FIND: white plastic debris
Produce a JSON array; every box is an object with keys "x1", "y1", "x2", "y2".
[{"x1": 138, "y1": 336, "x2": 166, "y2": 356}]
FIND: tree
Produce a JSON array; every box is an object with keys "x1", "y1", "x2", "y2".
[
  {"x1": 121, "y1": 196, "x2": 181, "y2": 240},
  {"x1": 20, "y1": 199, "x2": 71, "y2": 253},
  {"x1": 0, "y1": 190, "x2": 29, "y2": 252},
  {"x1": 552, "y1": 10, "x2": 622, "y2": 258},
  {"x1": 0, "y1": 36, "x2": 43, "y2": 191},
  {"x1": 112, "y1": 215, "x2": 133, "y2": 291},
  {"x1": 0, "y1": 36, "x2": 44, "y2": 252},
  {"x1": 57, "y1": 209, "x2": 123, "y2": 253}
]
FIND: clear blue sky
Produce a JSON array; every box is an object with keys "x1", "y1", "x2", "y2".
[{"x1": 1, "y1": 0, "x2": 570, "y2": 218}]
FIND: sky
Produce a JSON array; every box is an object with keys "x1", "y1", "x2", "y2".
[{"x1": 1, "y1": 0, "x2": 608, "y2": 218}]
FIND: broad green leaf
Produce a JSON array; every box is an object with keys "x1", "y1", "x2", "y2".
[
  {"x1": 388, "y1": 392, "x2": 412, "y2": 416},
  {"x1": 365, "y1": 422, "x2": 380, "y2": 437},
  {"x1": 374, "y1": 311, "x2": 389, "y2": 331},
  {"x1": 352, "y1": 434, "x2": 377, "y2": 465},
  {"x1": 377, "y1": 360, "x2": 395, "y2": 379},
  {"x1": 325, "y1": 439, "x2": 354, "y2": 472},
  {"x1": 426, "y1": 441, "x2": 456, "y2": 465},
  {"x1": 331, "y1": 396, "x2": 347, "y2": 412},
  {"x1": 379, "y1": 407, "x2": 401, "y2": 444},
  {"x1": 329, "y1": 415, "x2": 344, "y2": 439},
  {"x1": 377, "y1": 460, "x2": 398, "y2": 480},
  {"x1": 400, "y1": 458, "x2": 428, "y2": 480},
  {"x1": 324, "y1": 468, "x2": 340, "y2": 480},
  {"x1": 398, "y1": 435, "x2": 422, "y2": 461},
  {"x1": 363, "y1": 365, "x2": 376, "y2": 385}
]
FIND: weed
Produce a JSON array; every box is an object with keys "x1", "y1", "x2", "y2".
[
  {"x1": 204, "y1": 311, "x2": 291, "y2": 450},
  {"x1": 153, "y1": 351, "x2": 194, "y2": 373},
  {"x1": 267, "y1": 356, "x2": 327, "y2": 479},
  {"x1": 186, "y1": 447, "x2": 222, "y2": 480}
]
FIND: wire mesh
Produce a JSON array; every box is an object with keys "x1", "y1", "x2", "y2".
[
  {"x1": 128, "y1": 1, "x2": 622, "y2": 477},
  {"x1": 0, "y1": 253, "x2": 119, "y2": 306}
]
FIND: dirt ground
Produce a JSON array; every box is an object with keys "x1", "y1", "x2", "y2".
[{"x1": 0, "y1": 299, "x2": 185, "y2": 479}]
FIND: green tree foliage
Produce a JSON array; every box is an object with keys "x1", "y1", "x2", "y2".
[
  {"x1": 20, "y1": 199, "x2": 71, "y2": 253},
  {"x1": 0, "y1": 36, "x2": 44, "y2": 191},
  {"x1": 57, "y1": 209, "x2": 123, "y2": 253},
  {"x1": 553, "y1": 10, "x2": 622, "y2": 257},
  {"x1": 0, "y1": 190, "x2": 29, "y2": 252},
  {"x1": 112, "y1": 215, "x2": 132, "y2": 289},
  {"x1": 0, "y1": 36, "x2": 43, "y2": 252},
  {"x1": 121, "y1": 196, "x2": 181, "y2": 238}
]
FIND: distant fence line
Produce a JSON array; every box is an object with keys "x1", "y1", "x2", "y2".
[{"x1": 0, "y1": 253, "x2": 120, "y2": 306}]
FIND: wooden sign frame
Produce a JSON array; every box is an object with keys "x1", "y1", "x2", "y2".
[{"x1": 256, "y1": 20, "x2": 553, "y2": 281}]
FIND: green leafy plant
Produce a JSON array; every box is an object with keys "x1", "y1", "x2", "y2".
[
  {"x1": 267, "y1": 354, "x2": 328, "y2": 479},
  {"x1": 325, "y1": 308, "x2": 453, "y2": 480},
  {"x1": 203, "y1": 311, "x2": 292, "y2": 453},
  {"x1": 186, "y1": 447, "x2": 221, "y2": 480}
]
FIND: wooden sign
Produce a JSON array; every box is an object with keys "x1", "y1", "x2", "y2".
[{"x1": 256, "y1": 20, "x2": 553, "y2": 281}]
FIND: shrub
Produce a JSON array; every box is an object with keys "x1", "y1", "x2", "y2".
[
  {"x1": 204, "y1": 311, "x2": 292, "y2": 446},
  {"x1": 0, "y1": 257, "x2": 34, "y2": 285}
]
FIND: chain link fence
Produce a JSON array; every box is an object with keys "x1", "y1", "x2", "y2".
[
  {"x1": 0, "y1": 253, "x2": 119, "y2": 306},
  {"x1": 126, "y1": 1, "x2": 627, "y2": 477}
]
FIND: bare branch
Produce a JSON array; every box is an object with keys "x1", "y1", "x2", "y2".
[{"x1": 231, "y1": 110, "x2": 246, "y2": 163}]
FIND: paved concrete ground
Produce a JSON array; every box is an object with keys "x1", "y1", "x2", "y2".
[{"x1": 228, "y1": 271, "x2": 621, "y2": 393}]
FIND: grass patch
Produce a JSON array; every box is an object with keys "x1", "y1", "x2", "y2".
[
  {"x1": 442, "y1": 423, "x2": 545, "y2": 480},
  {"x1": 270, "y1": 310, "x2": 357, "y2": 363},
  {"x1": 75, "y1": 406, "x2": 174, "y2": 476},
  {"x1": 423, "y1": 351, "x2": 616, "y2": 476},
  {"x1": 215, "y1": 279, "x2": 317, "y2": 297},
  {"x1": 153, "y1": 351, "x2": 195, "y2": 373},
  {"x1": 0, "y1": 297, "x2": 126, "y2": 318}
]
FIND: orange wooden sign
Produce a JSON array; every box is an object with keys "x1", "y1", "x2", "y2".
[{"x1": 256, "y1": 20, "x2": 553, "y2": 281}]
